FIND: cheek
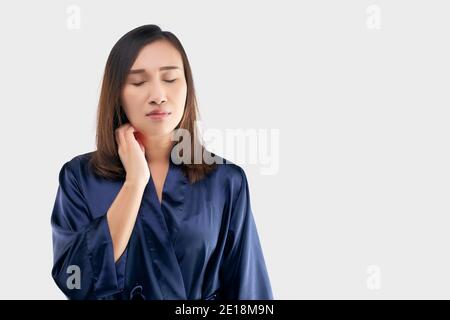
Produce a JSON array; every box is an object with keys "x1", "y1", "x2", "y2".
[
  {"x1": 121, "y1": 88, "x2": 132, "y2": 108},
  {"x1": 121, "y1": 88, "x2": 141, "y2": 121},
  {"x1": 123, "y1": 86, "x2": 146, "y2": 104},
  {"x1": 169, "y1": 88, "x2": 187, "y2": 124},
  {"x1": 173, "y1": 84, "x2": 187, "y2": 110}
]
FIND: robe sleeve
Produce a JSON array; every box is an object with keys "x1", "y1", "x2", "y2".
[
  {"x1": 50, "y1": 161, "x2": 126, "y2": 299},
  {"x1": 219, "y1": 167, "x2": 274, "y2": 300}
]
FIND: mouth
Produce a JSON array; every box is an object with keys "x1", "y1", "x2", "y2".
[{"x1": 145, "y1": 111, "x2": 171, "y2": 120}]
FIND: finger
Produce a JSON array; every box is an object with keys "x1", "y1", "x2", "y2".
[
  {"x1": 117, "y1": 125, "x2": 127, "y2": 147},
  {"x1": 124, "y1": 124, "x2": 137, "y2": 143},
  {"x1": 115, "y1": 128, "x2": 122, "y2": 147}
]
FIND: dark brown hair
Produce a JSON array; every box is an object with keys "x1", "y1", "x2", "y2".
[{"x1": 89, "y1": 24, "x2": 217, "y2": 183}]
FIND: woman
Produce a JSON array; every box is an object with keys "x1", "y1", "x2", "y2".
[{"x1": 51, "y1": 24, "x2": 273, "y2": 300}]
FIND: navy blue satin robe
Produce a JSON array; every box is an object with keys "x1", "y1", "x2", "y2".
[{"x1": 51, "y1": 152, "x2": 273, "y2": 300}]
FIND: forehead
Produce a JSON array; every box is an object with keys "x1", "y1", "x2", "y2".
[{"x1": 130, "y1": 40, "x2": 183, "y2": 72}]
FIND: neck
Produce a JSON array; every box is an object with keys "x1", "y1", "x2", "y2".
[{"x1": 142, "y1": 132, "x2": 173, "y2": 164}]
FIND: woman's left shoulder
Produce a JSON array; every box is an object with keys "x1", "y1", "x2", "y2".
[{"x1": 209, "y1": 155, "x2": 249, "y2": 190}]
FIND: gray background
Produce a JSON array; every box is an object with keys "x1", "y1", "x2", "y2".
[{"x1": 0, "y1": 0, "x2": 449, "y2": 299}]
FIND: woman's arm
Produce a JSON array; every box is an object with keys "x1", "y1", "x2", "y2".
[
  {"x1": 108, "y1": 123, "x2": 151, "y2": 262},
  {"x1": 219, "y1": 167, "x2": 273, "y2": 299},
  {"x1": 51, "y1": 124, "x2": 150, "y2": 299},
  {"x1": 107, "y1": 180, "x2": 146, "y2": 262}
]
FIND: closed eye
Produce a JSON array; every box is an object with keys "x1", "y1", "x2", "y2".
[{"x1": 132, "y1": 79, "x2": 176, "y2": 86}]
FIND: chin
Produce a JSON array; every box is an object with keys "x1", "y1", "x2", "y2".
[{"x1": 144, "y1": 126, "x2": 176, "y2": 138}]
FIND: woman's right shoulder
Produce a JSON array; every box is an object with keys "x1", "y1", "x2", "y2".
[
  {"x1": 58, "y1": 151, "x2": 97, "y2": 182},
  {"x1": 62, "y1": 151, "x2": 95, "y2": 170}
]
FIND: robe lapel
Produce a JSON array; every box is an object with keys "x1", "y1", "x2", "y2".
[{"x1": 137, "y1": 159, "x2": 189, "y2": 299}]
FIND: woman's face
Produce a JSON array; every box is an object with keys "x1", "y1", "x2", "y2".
[{"x1": 121, "y1": 40, "x2": 187, "y2": 138}]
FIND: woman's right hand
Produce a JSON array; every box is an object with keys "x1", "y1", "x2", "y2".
[{"x1": 115, "y1": 123, "x2": 150, "y2": 187}]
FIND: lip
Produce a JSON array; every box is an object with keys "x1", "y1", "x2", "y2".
[{"x1": 146, "y1": 111, "x2": 171, "y2": 120}]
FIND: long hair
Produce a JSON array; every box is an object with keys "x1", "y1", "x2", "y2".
[{"x1": 89, "y1": 24, "x2": 217, "y2": 184}]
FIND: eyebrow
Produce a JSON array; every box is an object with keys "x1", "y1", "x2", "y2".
[{"x1": 128, "y1": 66, "x2": 180, "y2": 75}]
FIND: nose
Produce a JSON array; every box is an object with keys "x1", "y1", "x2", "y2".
[{"x1": 148, "y1": 81, "x2": 167, "y2": 105}]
